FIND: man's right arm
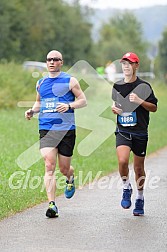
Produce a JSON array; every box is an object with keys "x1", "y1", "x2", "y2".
[
  {"x1": 25, "y1": 92, "x2": 40, "y2": 120},
  {"x1": 111, "y1": 86, "x2": 123, "y2": 115}
]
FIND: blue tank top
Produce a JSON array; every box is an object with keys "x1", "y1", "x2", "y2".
[{"x1": 37, "y1": 72, "x2": 75, "y2": 131}]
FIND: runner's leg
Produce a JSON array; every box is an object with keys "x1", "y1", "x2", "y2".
[{"x1": 40, "y1": 147, "x2": 57, "y2": 202}]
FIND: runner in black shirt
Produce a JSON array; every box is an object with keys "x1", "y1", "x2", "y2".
[{"x1": 112, "y1": 52, "x2": 158, "y2": 216}]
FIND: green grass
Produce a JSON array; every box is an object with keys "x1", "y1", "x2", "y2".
[{"x1": 0, "y1": 81, "x2": 167, "y2": 220}]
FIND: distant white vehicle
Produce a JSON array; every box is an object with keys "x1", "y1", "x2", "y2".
[{"x1": 23, "y1": 61, "x2": 47, "y2": 72}]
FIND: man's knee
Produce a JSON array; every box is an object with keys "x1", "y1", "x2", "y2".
[{"x1": 44, "y1": 158, "x2": 56, "y2": 172}]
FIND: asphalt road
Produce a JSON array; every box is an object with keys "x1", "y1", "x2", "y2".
[{"x1": 0, "y1": 147, "x2": 167, "y2": 252}]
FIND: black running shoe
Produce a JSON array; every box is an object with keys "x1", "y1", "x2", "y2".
[{"x1": 46, "y1": 202, "x2": 59, "y2": 218}]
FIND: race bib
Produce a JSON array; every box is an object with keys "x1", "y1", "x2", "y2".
[
  {"x1": 41, "y1": 97, "x2": 58, "y2": 113},
  {"x1": 118, "y1": 112, "x2": 137, "y2": 127}
]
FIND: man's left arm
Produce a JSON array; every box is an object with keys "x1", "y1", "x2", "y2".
[
  {"x1": 56, "y1": 77, "x2": 87, "y2": 113},
  {"x1": 69, "y1": 77, "x2": 87, "y2": 109},
  {"x1": 129, "y1": 93, "x2": 157, "y2": 112}
]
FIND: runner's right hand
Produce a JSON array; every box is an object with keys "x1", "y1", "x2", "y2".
[{"x1": 25, "y1": 109, "x2": 34, "y2": 120}]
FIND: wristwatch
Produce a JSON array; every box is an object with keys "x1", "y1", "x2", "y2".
[{"x1": 68, "y1": 104, "x2": 74, "y2": 110}]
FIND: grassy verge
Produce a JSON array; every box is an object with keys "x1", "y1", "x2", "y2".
[{"x1": 0, "y1": 82, "x2": 167, "y2": 220}]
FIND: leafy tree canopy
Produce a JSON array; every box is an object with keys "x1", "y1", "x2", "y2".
[
  {"x1": 0, "y1": 0, "x2": 93, "y2": 65},
  {"x1": 95, "y1": 11, "x2": 149, "y2": 71}
]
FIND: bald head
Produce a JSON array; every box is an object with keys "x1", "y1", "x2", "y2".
[
  {"x1": 46, "y1": 50, "x2": 63, "y2": 76},
  {"x1": 47, "y1": 50, "x2": 63, "y2": 60}
]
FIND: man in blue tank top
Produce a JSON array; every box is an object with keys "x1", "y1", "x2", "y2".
[{"x1": 25, "y1": 50, "x2": 87, "y2": 218}]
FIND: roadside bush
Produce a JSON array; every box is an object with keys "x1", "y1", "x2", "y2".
[{"x1": 0, "y1": 62, "x2": 37, "y2": 108}]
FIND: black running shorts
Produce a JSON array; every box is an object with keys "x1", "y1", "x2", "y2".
[
  {"x1": 115, "y1": 132, "x2": 148, "y2": 157},
  {"x1": 39, "y1": 129, "x2": 76, "y2": 157}
]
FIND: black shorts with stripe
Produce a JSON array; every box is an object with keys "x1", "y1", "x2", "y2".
[{"x1": 115, "y1": 131, "x2": 148, "y2": 157}]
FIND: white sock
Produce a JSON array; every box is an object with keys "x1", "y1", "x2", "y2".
[
  {"x1": 67, "y1": 175, "x2": 74, "y2": 183},
  {"x1": 136, "y1": 190, "x2": 144, "y2": 200},
  {"x1": 122, "y1": 179, "x2": 131, "y2": 190}
]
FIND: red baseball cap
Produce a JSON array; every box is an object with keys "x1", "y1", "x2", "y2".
[{"x1": 120, "y1": 52, "x2": 139, "y2": 63}]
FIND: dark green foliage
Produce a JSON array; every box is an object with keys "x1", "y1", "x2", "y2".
[
  {"x1": 95, "y1": 11, "x2": 149, "y2": 70},
  {"x1": 0, "y1": 62, "x2": 37, "y2": 108},
  {"x1": 158, "y1": 28, "x2": 167, "y2": 78},
  {"x1": 0, "y1": 1, "x2": 166, "y2": 76},
  {"x1": 0, "y1": 0, "x2": 93, "y2": 65}
]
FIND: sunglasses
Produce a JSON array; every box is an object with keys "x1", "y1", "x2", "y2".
[{"x1": 46, "y1": 57, "x2": 62, "y2": 62}]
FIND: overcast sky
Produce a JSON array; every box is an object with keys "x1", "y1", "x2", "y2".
[{"x1": 80, "y1": 0, "x2": 167, "y2": 9}]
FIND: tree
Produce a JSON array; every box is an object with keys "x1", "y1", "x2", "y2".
[
  {"x1": 95, "y1": 11, "x2": 149, "y2": 70},
  {"x1": 158, "y1": 27, "x2": 167, "y2": 78},
  {"x1": 46, "y1": 1, "x2": 93, "y2": 65},
  {"x1": 0, "y1": 0, "x2": 94, "y2": 65},
  {"x1": 0, "y1": 0, "x2": 26, "y2": 60}
]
